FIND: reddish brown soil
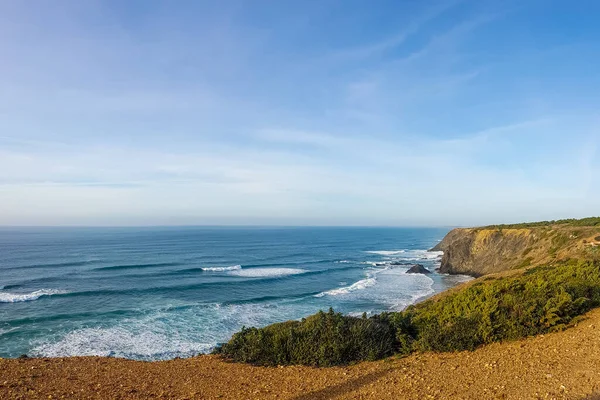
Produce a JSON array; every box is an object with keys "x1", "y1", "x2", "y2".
[{"x1": 2, "y1": 309, "x2": 600, "y2": 399}]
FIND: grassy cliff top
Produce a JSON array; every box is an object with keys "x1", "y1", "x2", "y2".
[{"x1": 480, "y1": 216, "x2": 600, "y2": 230}]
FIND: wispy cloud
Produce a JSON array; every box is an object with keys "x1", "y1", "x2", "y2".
[
  {"x1": 327, "y1": 0, "x2": 462, "y2": 61},
  {"x1": 0, "y1": 1, "x2": 598, "y2": 225}
]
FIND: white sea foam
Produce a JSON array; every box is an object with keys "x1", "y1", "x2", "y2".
[
  {"x1": 0, "y1": 327, "x2": 17, "y2": 336},
  {"x1": 405, "y1": 250, "x2": 443, "y2": 260},
  {"x1": 361, "y1": 261, "x2": 390, "y2": 267},
  {"x1": 228, "y1": 268, "x2": 307, "y2": 278},
  {"x1": 365, "y1": 250, "x2": 405, "y2": 256},
  {"x1": 315, "y1": 277, "x2": 376, "y2": 297},
  {"x1": 30, "y1": 301, "x2": 319, "y2": 360},
  {"x1": 201, "y1": 265, "x2": 242, "y2": 272},
  {"x1": 335, "y1": 260, "x2": 351, "y2": 263},
  {"x1": 315, "y1": 263, "x2": 436, "y2": 312},
  {"x1": 31, "y1": 326, "x2": 212, "y2": 360},
  {"x1": 0, "y1": 289, "x2": 68, "y2": 303},
  {"x1": 366, "y1": 249, "x2": 442, "y2": 260},
  {"x1": 390, "y1": 275, "x2": 435, "y2": 311}
]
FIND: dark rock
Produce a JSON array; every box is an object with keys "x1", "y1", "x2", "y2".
[{"x1": 406, "y1": 264, "x2": 431, "y2": 274}]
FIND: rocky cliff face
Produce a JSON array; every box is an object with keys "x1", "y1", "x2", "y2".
[{"x1": 431, "y1": 224, "x2": 600, "y2": 277}]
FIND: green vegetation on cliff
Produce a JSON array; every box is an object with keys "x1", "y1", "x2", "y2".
[
  {"x1": 433, "y1": 217, "x2": 600, "y2": 276},
  {"x1": 216, "y1": 260, "x2": 600, "y2": 366},
  {"x1": 482, "y1": 217, "x2": 600, "y2": 229}
]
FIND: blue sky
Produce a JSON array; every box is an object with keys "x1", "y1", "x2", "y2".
[{"x1": 0, "y1": 0, "x2": 598, "y2": 226}]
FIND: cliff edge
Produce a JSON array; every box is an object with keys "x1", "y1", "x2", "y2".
[{"x1": 431, "y1": 218, "x2": 600, "y2": 276}]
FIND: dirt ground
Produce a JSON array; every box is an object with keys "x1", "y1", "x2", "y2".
[{"x1": 2, "y1": 308, "x2": 600, "y2": 399}]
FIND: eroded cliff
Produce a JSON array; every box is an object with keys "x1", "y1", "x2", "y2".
[{"x1": 432, "y1": 220, "x2": 600, "y2": 276}]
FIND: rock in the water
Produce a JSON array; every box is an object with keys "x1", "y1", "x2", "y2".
[{"x1": 406, "y1": 264, "x2": 431, "y2": 274}]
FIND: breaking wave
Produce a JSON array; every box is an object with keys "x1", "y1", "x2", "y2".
[
  {"x1": 0, "y1": 289, "x2": 69, "y2": 303},
  {"x1": 228, "y1": 268, "x2": 307, "y2": 278},
  {"x1": 201, "y1": 265, "x2": 242, "y2": 272}
]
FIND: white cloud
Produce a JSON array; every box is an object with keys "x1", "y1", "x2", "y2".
[{"x1": 0, "y1": 1, "x2": 598, "y2": 226}]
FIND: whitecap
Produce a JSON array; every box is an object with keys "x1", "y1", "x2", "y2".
[
  {"x1": 365, "y1": 250, "x2": 405, "y2": 256},
  {"x1": 315, "y1": 277, "x2": 376, "y2": 297},
  {"x1": 0, "y1": 289, "x2": 68, "y2": 303},
  {"x1": 365, "y1": 249, "x2": 443, "y2": 260},
  {"x1": 201, "y1": 265, "x2": 242, "y2": 272},
  {"x1": 361, "y1": 261, "x2": 390, "y2": 267},
  {"x1": 401, "y1": 250, "x2": 443, "y2": 260},
  {"x1": 228, "y1": 268, "x2": 306, "y2": 278},
  {"x1": 0, "y1": 327, "x2": 18, "y2": 336}
]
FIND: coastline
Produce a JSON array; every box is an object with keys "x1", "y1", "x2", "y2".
[
  {"x1": 3, "y1": 219, "x2": 600, "y2": 398},
  {"x1": 2, "y1": 307, "x2": 600, "y2": 399},
  {"x1": 0, "y1": 228, "x2": 461, "y2": 360}
]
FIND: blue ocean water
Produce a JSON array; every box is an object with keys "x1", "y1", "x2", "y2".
[{"x1": 0, "y1": 227, "x2": 468, "y2": 360}]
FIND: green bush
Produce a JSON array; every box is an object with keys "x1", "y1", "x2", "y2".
[
  {"x1": 216, "y1": 261, "x2": 600, "y2": 366},
  {"x1": 405, "y1": 260, "x2": 599, "y2": 351},
  {"x1": 214, "y1": 308, "x2": 395, "y2": 366}
]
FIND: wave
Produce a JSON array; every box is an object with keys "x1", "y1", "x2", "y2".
[
  {"x1": 4, "y1": 260, "x2": 98, "y2": 271},
  {"x1": 0, "y1": 327, "x2": 18, "y2": 336},
  {"x1": 365, "y1": 250, "x2": 405, "y2": 256},
  {"x1": 242, "y1": 259, "x2": 339, "y2": 268},
  {"x1": 222, "y1": 290, "x2": 323, "y2": 305},
  {"x1": 402, "y1": 250, "x2": 443, "y2": 260},
  {"x1": 366, "y1": 249, "x2": 443, "y2": 261},
  {"x1": 228, "y1": 268, "x2": 307, "y2": 278},
  {"x1": 362, "y1": 261, "x2": 391, "y2": 267},
  {"x1": 201, "y1": 265, "x2": 242, "y2": 272},
  {"x1": 2, "y1": 284, "x2": 21, "y2": 290},
  {"x1": 6, "y1": 267, "x2": 357, "y2": 301},
  {"x1": 93, "y1": 262, "x2": 181, "y2": 272},
  {"x1": 315, "y1": 277, "x2": 376, "y2": 297},
  {"x1": 0, "y1": 289, "x2": 69, "y2": 303}
]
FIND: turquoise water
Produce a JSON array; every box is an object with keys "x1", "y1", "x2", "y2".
[{"x1": 0, "y1": 227, "x2": 468, "y2": 360}]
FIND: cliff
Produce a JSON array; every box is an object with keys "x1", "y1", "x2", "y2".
[{"x1": 432, "y1": 219, "x2": 600, "y2": 276}]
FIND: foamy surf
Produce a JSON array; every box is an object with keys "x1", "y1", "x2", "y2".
[
  {"x1": 30, "y1": 326, "x2": 212, "y2": 360},
  {"x1": 228, "y1": 268, "x2": 307, "y2": 278},
  {"x1": 0, "y1": 289, "x2": 68, "y2": 303},
  {"x1": 365, "y1": 250, "x2": 406, "y2": 256},
  {"x1": 362, "y1": 261, "x2": 391, "y2": 267},
  {"x1": 366, "y1": 249, "x2": 442, "y2": 259},
  {"x1": 201, "y1": 265, "x2": 242, "y2": 272},
  {"x1": 402, "y1": 250, "x2": 443, "y2": 260},
  {"x1": 315, "y1": 277, "x2": 376, "y2": 297}
]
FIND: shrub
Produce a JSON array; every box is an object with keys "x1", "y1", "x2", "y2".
[
  {"x1": 214, "y1": 308, "x2": 395, "y2": 366},
  {"x1": 482, "y1": 216, "x2": 600, "y2": 229},
  {"x1": 406, "y1": 261, "x2": 600, "y2": 351},
  {"x1": 216, "y1": 261, "x2": 600, "y2": 366}
]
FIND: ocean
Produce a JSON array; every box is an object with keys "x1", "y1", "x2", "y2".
[{"x1": 0, "y1": 226, "x2": 469, "y2": 360}]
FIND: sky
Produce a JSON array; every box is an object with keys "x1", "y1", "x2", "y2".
[{"x1": 0, "y1": 0, "x2": 599, "y2": 226}]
